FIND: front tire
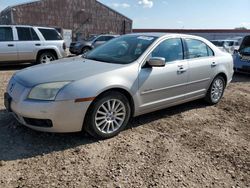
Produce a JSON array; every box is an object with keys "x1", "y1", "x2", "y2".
[
  {"x1": 205, "y1": 76, "x2": 226, "y2": 105},
  {"x1": 84, "y1": 91, "x2": 131, "y2": 139}
]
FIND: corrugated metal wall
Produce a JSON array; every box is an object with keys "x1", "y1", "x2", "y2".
[{"x1": 0, "y1": 0, "x2": 132, "y2": 39}]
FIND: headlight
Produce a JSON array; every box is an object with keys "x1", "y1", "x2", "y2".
[{"x1": 28, "y1": 82, "x2": 71, "y2": 101}]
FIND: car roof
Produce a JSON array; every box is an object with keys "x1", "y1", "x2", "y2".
[
  {"x1": 128, "y1": 32, "x2": 203, "y2": 39},
  {"x1": 0, "y1": 25, "x2": 57, "y2": 30},
  {"x1": 211, "y1": 39, "x2": 238, "y2": 42}
]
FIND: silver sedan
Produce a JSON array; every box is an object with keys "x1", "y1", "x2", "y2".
[{"x1": 4, "y1": 33, "x2": 234, "y2": 139}]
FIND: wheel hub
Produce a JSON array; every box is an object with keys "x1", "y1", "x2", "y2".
[{"x1": 95, "y1": 99, "x2": 126, "y2": 134}]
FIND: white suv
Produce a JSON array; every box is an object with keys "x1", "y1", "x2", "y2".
[{"x1": 0, "y1": 25, "x2": 66, "y2": 64}]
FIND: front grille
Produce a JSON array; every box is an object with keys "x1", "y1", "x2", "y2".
[
  {"x1": 240, "y1": 55, "x2": 250, "y2": 62},
  {"x1": 23, "y1": 117, "x2": 53, "y2": 128}
]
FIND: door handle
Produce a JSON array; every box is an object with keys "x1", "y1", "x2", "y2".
[
  {"x1": 177, "y1": 65, "x2": 187, "y2": 73},
  {"x1": 211, "y1": 62, "x2": 217, "y2": 67},
  {"x1": 35, "y1": 44, "x2": 41, "y2": 46},
  {"x1": 7, "y1": 44, "x2": 14, "y2": 47}
]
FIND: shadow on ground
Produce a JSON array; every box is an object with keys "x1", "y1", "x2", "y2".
[
  {"x1": 0, "y1": 109, "x2": 96, "y2": 161},
  {"x1": 0, "y1": 99, "x2": 207, "y2": 161},
  {"x1": 0, "y1": 64, "x2": 32, "y2": 71},
  {"x1": 232, "y1": 73, "x2": 250, "y2": 83}
]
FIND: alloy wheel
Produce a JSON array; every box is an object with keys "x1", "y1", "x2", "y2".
[
  {"x1": 95, "y1": 99, "x2": 126, "y2": 134},
  {"x1": 211, "y1": 78, "x2": 224, "y2": 103}
]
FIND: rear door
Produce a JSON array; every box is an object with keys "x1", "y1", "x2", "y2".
[
  {"x1": 15, "y1": 27, "x2": 41, "y2": 61},
  {"x1": 184, "y1": 38, "x2": 216, "y2": 97},
  {"x1": 0, "y1": 26, "x2": 18, "y2": 62}
]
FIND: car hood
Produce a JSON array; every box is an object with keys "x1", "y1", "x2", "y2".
[{"x1": 14, "y1": 56, "x2": 126, "y2": 87}]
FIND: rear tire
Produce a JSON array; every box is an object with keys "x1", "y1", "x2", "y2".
[
  {"x1": 205, "y1": 76, "x2": 226, "y2": 105},
  {"x1": 37, "y1": 52, "x2": 56, "y2": 64},
  {"x1": 84, "y1": 91, "x2": 131, "y2": 139}
]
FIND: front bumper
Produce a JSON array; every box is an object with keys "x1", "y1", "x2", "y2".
[
  {"x1": 7, "y1": 96, "x2": 91, "y2": 133},
  {"x1": 233, "y1": 54, "x2": 250, "y2": 74},
  {"x1": 69, "y1": 46, "x2": 82, "y2": 55}
]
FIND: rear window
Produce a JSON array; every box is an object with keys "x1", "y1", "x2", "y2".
[{"x1": 38, "y1": 28, "x2": 62, "y2": 40}]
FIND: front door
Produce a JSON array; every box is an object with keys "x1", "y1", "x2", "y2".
[
  {"x1": 0, "y1": 26, "x2": 18, "y2": 62},
  {"x1": 138, "y1": 38, "x2": 188, "y2": 112}
]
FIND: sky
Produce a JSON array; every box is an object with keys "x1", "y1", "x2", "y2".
[{"x1": 0, "y1": 0, "x2": 250, "y2": 29}]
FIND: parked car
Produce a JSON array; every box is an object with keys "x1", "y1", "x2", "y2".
[
  {"x1": 69, "y1": 34, "x2": 119, "y2": 55},
  {"x1": 210, "y1": 39, "x2": 240, "y2": 54},
  {"x1": 233, "y1": 35, "x2": 250, "y2": 74},
  {"x1": 4, "y1": 33, "x2": 233, "y2": 139},
  {"x1": 0, "y1": 25, "x2": 66, "y2": 64}
]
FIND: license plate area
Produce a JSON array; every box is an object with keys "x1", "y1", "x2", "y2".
[{"x1": 4, "y1": 93, "x2": 12, "y2": 112}]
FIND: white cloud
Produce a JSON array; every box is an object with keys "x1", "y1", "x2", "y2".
[
  {"x1": 111, "y1": 3, "x2": 131, "y2": 8},
  {"x1": 240, "y1": 22, "x2": 250, "y2": 28},
  {"x1": 177, "y1": 20, "x2": 183, "y2": 24},
  {"x1": 138, "y1": 0, "x2": 154, "y2": 8}
]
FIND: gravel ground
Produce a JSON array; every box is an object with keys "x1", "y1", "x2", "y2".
[{"x1": 0, "y1": 67, "x2": 249, "y2": 188}]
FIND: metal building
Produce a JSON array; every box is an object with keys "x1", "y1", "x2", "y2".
[{"x1": 0, "y1": 0, "x2": 132, "y2": 40}]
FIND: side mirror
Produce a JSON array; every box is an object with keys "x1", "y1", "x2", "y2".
[{"x1": 147, "y1": 57, "x2": 166, "y2": 67}]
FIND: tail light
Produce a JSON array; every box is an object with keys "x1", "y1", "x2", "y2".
[{"x1": 63, "y1": 42, "x2": 66, "y2": 51}]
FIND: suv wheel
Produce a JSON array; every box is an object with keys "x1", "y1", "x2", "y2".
[
  {"x1": 84, "y1": 91, "x2": 131, "y2": 139},
  {"x1": 205, "y1": 76, "x2": 226, "y2": 105},
  {"x1": 38, "y1": 52, "x2": 56, "y2": 64}
]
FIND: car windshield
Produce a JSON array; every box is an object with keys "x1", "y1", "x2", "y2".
[
  {"x1": 87, "y1": 35, "x2": 98, "y2": 41},
  {"x1": 240, "y1": 47, "x2": 250, "y2": 55},
  {"x1": 85, "y1": 35, "x2": 158, "y2": 64},
  {"x1": 239, "y1": 36, "x2": 250, "y2": 55}
]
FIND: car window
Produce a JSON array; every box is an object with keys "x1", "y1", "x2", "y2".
[
  {"x1": 17, "y1": 27, "x2": 33, "y2": 41},
  {"x1": 30, "y1": 28, "x2": 40, "y2": 41},
  {"x1": 95, "y1": 36, "x2": 106, "y2": 41},
  {"x1": 38, "y1": 28, "x2": 62, "y2": 40},
  {"x1": 0, "y1": 27, "x2": 13, "y2": 41},
  {"x1": 186, "y1": 39, "x2": 214, "y2": 59},
  {"x1": 151, "y1": 38, "x2": 183, "y2": 62},
  {"x1": 105, "y1": 36, "x2": 115, "y2": 41}
]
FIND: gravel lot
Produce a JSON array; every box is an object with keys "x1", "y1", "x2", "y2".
[{"x1": 0, "y1": 66, "x2": 249, "y2": 188}]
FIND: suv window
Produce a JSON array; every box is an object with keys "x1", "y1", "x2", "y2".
[
  {"x1": 151, "y1": 38, "x2": 184, "y2": 62},
  {"x1": 16, "y1": 27, "x2": 40, "y2": 41},
  {"x1": 186, "y1": 39, "x2": 214, "y2": 59},
  {"x1": 30, "y1": 28, "x2": 40, "y2": 41},
  {"x1": 0, "y1": 27, "x2": 13, "y2": 41},
  {"x1": 38, "y1": 28, "x2": 62, "y2": 40}
]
